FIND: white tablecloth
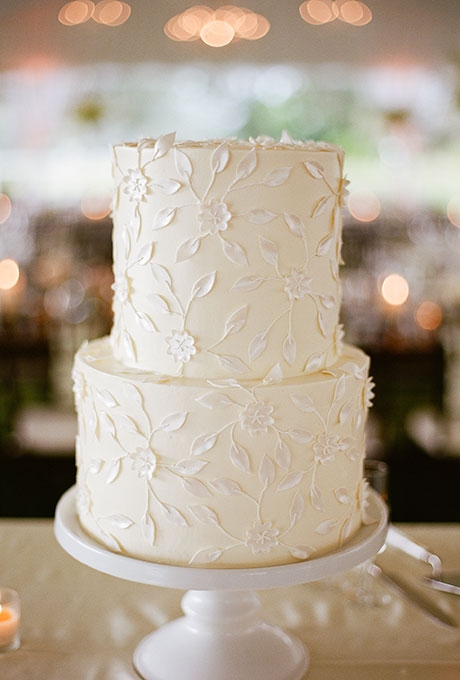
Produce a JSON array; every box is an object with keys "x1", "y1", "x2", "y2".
[{"x1": 0, "y1": 519, "x2": 459, "y2": 679}]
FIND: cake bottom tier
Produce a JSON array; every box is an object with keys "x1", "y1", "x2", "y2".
[{"x1": 73, "y1": 338, "x2": 374, "y2": 568}]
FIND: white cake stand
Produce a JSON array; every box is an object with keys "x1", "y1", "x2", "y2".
[{"x1": 54, "y1": 486, "x2": 387, "y2": 680}]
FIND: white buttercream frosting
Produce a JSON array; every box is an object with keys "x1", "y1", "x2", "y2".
[{"x1": 74, "y1": 133, "x2": 372, "y2": 568}]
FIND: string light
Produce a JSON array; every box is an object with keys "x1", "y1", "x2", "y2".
[
  {"x1": 165, "y1": 6, "x2": 270, "y2": 46},
  {"x1": 58, "y1": 0, "x2": 131, "y2": 26},
  {"x1": 299, "y1": 0, "x2": 372, "y2": 26},
  {"x1": 381, "y1": 273, "x2": 409, "y2": 307}
]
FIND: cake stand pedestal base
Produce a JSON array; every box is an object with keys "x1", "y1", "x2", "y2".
[
  {"x1": 134, "y1": 589, "x2": 308, "y2": 680},
  {"x1": 54, "y1": 487, "x2": 387, "y2": 680}
]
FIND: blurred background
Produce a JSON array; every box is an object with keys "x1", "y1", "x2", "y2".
[{"x1": 0, "y1": 0, "x2": 459, "y2": 520}]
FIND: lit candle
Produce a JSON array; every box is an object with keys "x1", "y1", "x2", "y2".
[{"x1": 0, "y1": 589, "x2": 20, "y2": 651}]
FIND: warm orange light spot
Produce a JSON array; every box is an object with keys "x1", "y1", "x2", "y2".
[
  {"x1": 200, "y1": 19, "x2": 235, "y2": 47},
  {"x1": 93, "y1": 0, "x2": 131, "y2": 26},
  {"x1": 0, "y1": 259, "x2": 20, "y2": 291},
  {"x1": 347, "y1": 190, "x2": 381, "y2": 222},
  {"x1": 381, "y1": 273, "x2": 409, "y2": 307},
  {"x1": 0, "y1": 194, "x2": 12, "y2": 225},
  {"x1": 81, "y1": 194, "x2": 111, "y2": 220},
  {"x1": 165, "y1": 6, "x2": 269, "y2": 45},
  {"x1": 415, "y1": 301, "x2": 443, "y2": 331},
  {"x1": 447, "y1": 197, "x2": 460, "y2": 228},
  {"x1": 58, "y1": 1, "x2": 95, "y2": 25},
  {"x1": 299, "y1": 0, "x2": 335, "y2": 25}
]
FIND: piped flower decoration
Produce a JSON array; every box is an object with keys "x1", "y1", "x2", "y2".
[
  {"x1": 245, "y1": 520, "x2": 280, "y2": 554},
  {"x1": 166, "y1": 329, "x2": 197, "y2": 364},
  {"x1": 130, "y1": 448, "x2": 157, "y2": 480},
  {"x1": 123, "y1": 168, "x2": 150, "y2": 202},
  {"x1": 240, "y1": 401, "x2": 275, "y2": 436},
  {"x1": 283, "y1": 267, "x2": 313, "y2": 302},
  {"x1": 198, "y1": 199, "x2": 232, "y2": 235}
]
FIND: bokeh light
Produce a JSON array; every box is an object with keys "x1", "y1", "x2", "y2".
[
  {"x1": 81, "y1": 194, "x2": 111, "y2": 220},
  {"x1": 165, "y1": 6, "x2": 270, "y2": 46},
  {"x1": 299, "y1": 0, "x2": 372, "y2": 26},
  {"x1": 415, "y1": 301, "x2": 443, "y2": 331},
  {"x1": 447, "y1": 197, "x2": 460, "y2": 228},
  {"x1": 0, "y1": 194, "x2": 12, "y2": 225},
  {"x1": 58, "y1": 1, "x2": 95, "y2": 25},
  {"x1": 59, "y1": 0, "x2": 130, "y2": 26},
  {"x1": 347, "y1": 190, "x2": 381, "y2": 222},
  {"x1": 381, "y1": 273, "x2": 409, "y2": 306},
  {"x1": 0, "y1": 259, "x2": 20, "y2": 291}
]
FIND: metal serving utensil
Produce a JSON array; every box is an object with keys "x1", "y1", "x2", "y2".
[{"x1": 386, "y1": 525, "x2": 460, "y2": 595}]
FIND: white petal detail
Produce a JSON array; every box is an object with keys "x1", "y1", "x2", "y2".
[
  {"x1": 159, "y1": 411, "x2": 188, "y2": 432},
  {"x1": 152, "y1": 178, "x2": 181, "y2": 195},
  {"x1": 262, "y1": 166, "x2": 291, "y2": 186},
  {"x1": 290, "y1": 392, "x2": 315, "y2": 412},
  {"x1": 174, "y1": 459, "x2": 208, "y2": 475},
  {"x1": 290, "y1": 491, "x2": 305, "y2": 524},
  {"x1": 174, "y1": 148, "x2": 193, "y2": 180},
  {"x1": 222, "y1": 239, "x2": 248, "y2": 265},
  {"x1": 283, "y1": 334, "x2": 296, "y2": 365},
  {"x1": 191, "y1": 433, "x2": 218, "y2": 456},
  {"x1": 182, "y1": 478, "x2": 212, "y2": 497},
  {"x1": 224, "y1": 305, "x2": 248, "y2": 336},
  {"x1": 259, "y1": 236, "x2": 279, "y2": 267},
  {"x1": 274, "y1": 440, "x2": 291, "y2": 470},
  {"x1": 248, "y1": 331, "x2": 268, "y2": 362},
  {"x1": 176, "y1": 238, "x2": 200, "y2": 262},
  {"x1": 152, "y1": 132, "x2": 176, "y2": 159},
  {"x1": 312, "y1": 195, "x2": 334, "y2": 218},
  {"x1": 277, "y1": 471, "x2": 304, "y2": 492},
  {"x1": 211, "y1": 142, "x2": 230, "y2": 173},
  {"x1": 232, "y1": 275, "x2": 264, "y2": 292},
  {"x1": 217, "y1": 355, "x2": 249, "y2": 374},
  {"x1": 196, "y1": 392, "x2": 235, "y2": 409},
  {"x1": 230, "y1": 441, "x2": 251, "y2": 473},
  {"x1": 152, "y1": 207, "x2": 176, "y2": 230},
  {"x1": 284, "y1": 213, "x2": 304, "y2": 238},
  {"x1": 235, "y1": 147, "x2": 257, "y2": 181},
  {"x1": 210, "y1": 478, "x2": 242, "y2": 495},
  {"x1": 109, "y1": 514, "x2": 133, "y2": 529},
  {"x1": 259, "y1": 455, "x2": 275, "y2": 487},
  {"x1": 288, "y1": 427, "x2": 313, "y2": 444},
  {"x1": 189, "y1": 505, "x2": 219, "y2": 525},
  {"x1": 246, "y1": 209, "x2": 277, "y2": 224}
]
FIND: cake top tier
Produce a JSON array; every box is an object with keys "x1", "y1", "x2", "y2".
[{"x1": 110, "y1": 133, "x2": 348, "y2": 380}]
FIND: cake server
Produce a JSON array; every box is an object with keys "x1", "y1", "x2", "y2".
[
  {"x1": 368, "y1": 563, "x2": 458, "y2": 628},
  {"x1": 386, "y1": 525, "x2": 460, "y2": 595}
]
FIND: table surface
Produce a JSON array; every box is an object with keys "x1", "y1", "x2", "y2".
[{"x1": 0, "y1": 517, "x2": 459, "y2": 680}]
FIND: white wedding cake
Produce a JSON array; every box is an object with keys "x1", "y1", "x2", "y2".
[{"x1": 73, "y1": 133, "x2": 374, "y2": 568}]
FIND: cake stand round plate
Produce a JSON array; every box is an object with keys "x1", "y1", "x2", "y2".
[{"x1": 55, "y1": 487, "x2": 387, "y2": 680}]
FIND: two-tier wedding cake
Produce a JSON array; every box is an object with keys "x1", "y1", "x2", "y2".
[{"x1": 73, "y1": 132, "x2": 374, "y2": 568}]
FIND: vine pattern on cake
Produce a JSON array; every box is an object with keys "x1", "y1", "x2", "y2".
[
  {"x1": 110, "y1": 133, "x2": 349, "y2": 379},
  {"x1": 73, "y1": 341, "x2": 374, "y2": 565}
]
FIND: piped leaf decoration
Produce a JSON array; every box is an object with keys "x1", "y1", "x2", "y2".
[
  {"x1": 264, "y1": 363, "x2": 283, "y2": 383},
  {"x1": 122, "y1": 332, "x2": 137, "y2": 364},
  {"x1": 210, "y1": 478, "x2": 242, "y2": 495},
  {"x1": 191, "y1": 432, "x2": 218, "y2": 456},
  {"x1": 288, "y1": 545, "x2": 315, "y2": 560},
  {"x1": 217, "y1": 355, "x2": 249, "y2": 374},
  {"x1": 311, "y1": 486, "x2": 325, "y2": 512},
  {"x1": 284, "y1": 213, "x2": 304, "y2": 238},
  {"x1": 304, "y1": 353, "x2": 323, "y2": 373},
  {"x1": 124, "y1": 383, "x2": 143, "y2": 409},
  {"x1": 287, "y1": 427, "x2": 313, "y2": 444},
  {"x1": 134, "y1": 243, "x2": 155, "y2": 266},
  {"x1": 192, "y1": 271, "x2": 216, "y2": 299},
  {"x1": 317, "y1": 310, "x2": 328, "y2": 338},
  {"x1": 109, "y1": 514, "x2": 134, "y2": 529},
  {"x1": 222, "y1": 239, "x2": 248, "y2": 265},
  {"x1": 290, "y1": 392, "x2": 315, "y2": 413},
  {"x1": 149, "y1": 294, "x2": 171, "y2": 315},
  {"x1": 96, "y1": 389, "x2": 117, "y2": 409},
  {"x1": 261, "y1": 166, "x2": 291, "y2": 186},
  {"x1": 174, "y1": 459, "x2": 208, "y2": 475},
  {"x1": 159, "y1": 411, "x2": 188, "y2": 432},
  {"x1": 230, "y1": 441, "x2": 251, "y2": 473},
  {"x1": 152, "y1": 132, "x2": 176, "y2": 159},
  {"x1": 161, "y1": 503, "x2": 189, "y2": 527},
  {"x1": 248, "y1": 331, "x2": 268, "y2": 362},
  {"x1": 174, "y1": 148, "x2": 193, "y2": 181},
  {"x1": 274, "y1": 440, "x2": 291, "y2": 470},
  {"x1": 182, "y1": 478, "x2": 212, "y2": 498},
  {"x1": 319, "y1": 293, "x2": 335, "y2": 309},
  {"x1": 142, "y1": 514, "x2": 156, "y2": 545},
  {"x1": 314, "y1": 518, "x2": 337, "y2": 535},
  {"x1": 304, "y1": 160, "x2": 325, "y2": 179},
  {"x1": 312, "y1": 195, "x2": 334, "y2": 218},
  {"x1": 232, "y1": 275, "x2": 264, "y2": 292},
  {"x1": 333, "y1": 374, "x2": 346, "y2": 402},
  {"x1": 246, "y1": 209, "x2": 277, "y2": 224},
  {"x1": 196, "y1": 392, "x2": 235, "y2": 409},
  {"x1": 118, "y1": 415, "x2": 141, "y2": 435},
  {"x1": 152, "y1": 178, "x2": 181, "y2": 195},
  {"x1": 283, "y1": 334, "x2": 296, "y2": 365},
  {"x1": 211, "y1": 142, "x2": 230, "y2": 173},
  {"x1": 338, "y1": 401, "x2": 353, "y2": 425},
  {"x1": 152, "y1": 207, "x2": 176, "y2": 230},
  {"x1": 259, "y1": 455, "x2": 275, "y2": 487},
  {"x1": 340, "y1": 515, "x2": 354, "y2": 542},
  {"x1": 341, "y1": 361, "x2": 366, "y2": 380},
  {"x1": 277, "y1": 470, "x2": 304, "y2": 492},
  {"x1": 106, "y1": 458, "x2": 121, "y2": 484},
  {"x1": 135, "y1": 311, "x2": 156, "y2": 332},
  {"x1": 89, "y1": 458, "x2": 104, "y2": 474},
  {"x1": 290, "y1": 491, "x2": 305, "y2": 524},
  {"x1": 100, "y1": 531, "x2": 122, "y2": 553},
  {"x1": 189, "y1": 504, "x2": 219, "y2": 525},
  {"x1": 100, "y1": 411, "x2": 116, "y2": 438},
  {"x1": 235, "y1": 147, "x2": 257, "y2": 181},
  {"x1": 335, "y1": 487, "x2": 351, "y2": 504},
  {"x1": 151, "y1": 263, "x2": 172, "y2": 287},
  {"x1": 259, "y1": 236, "x2": 279, "y2": 268},
  {"x1": 176, "y1": 237, "x2": 200, "y2": 263},
  {"x1": 316, "y1": 232, "x2": 334, "y2": 257},
  {"x1": 189, "y1": 548, "x2": 223, "y2": 565},
  {"x1": 224, "y1": 305, "x2": 248, "y2": 336}
]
